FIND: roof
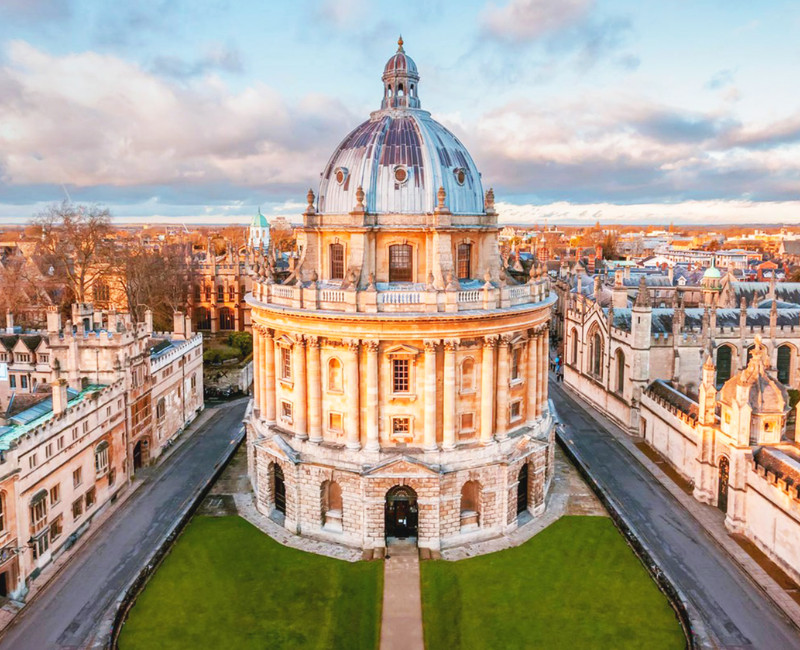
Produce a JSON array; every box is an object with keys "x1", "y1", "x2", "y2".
[
  {"x1": 732, "y1": 281, "x2": 800, "y2": 306},
  {"x1": 251, "y1": 210, "x2": 269, "y2": 228},
  {"x1": 646, "y1": 380, "x2": 699, "y2": 421},
  {"x1": 781, "y1": 240, "x2": 800, "y2": 256},
  {"x1": 754, "y1": 447, "x2": 800, "y2": 489},
  {"x1": 316, "y1": 42, "x2": 484, "y2": 216}
]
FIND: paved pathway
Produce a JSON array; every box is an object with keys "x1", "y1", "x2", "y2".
[
  {"x1": 0, "y1": 400, "x2": 248, "y2": 650},
  {"x1": 380, "y1": 542, "x2": 424, "y2": 650},
  {"x1": 550, "y1": 381, "x2": 800, "y2": 649}
]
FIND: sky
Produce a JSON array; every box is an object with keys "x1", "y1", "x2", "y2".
[{"x1": 0, "y1": 0, "x2": 799, "y2": 225}]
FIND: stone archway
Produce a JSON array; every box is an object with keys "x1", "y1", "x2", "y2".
[{"x1": 384, "y1": 485, "x2": 418, "y2": 541}]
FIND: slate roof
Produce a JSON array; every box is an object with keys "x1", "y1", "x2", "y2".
[
  {"x1": 0, "y1": 335, "x2": 42, "y2": 351},
  {"x1": 781, "y1": 240, "x2": 800, "y2": 256},
  {"x1": 645, "y1": 380, "x2": 699, "y2": 421},
  {"x1": 754, "y1": 447, "x2": 800, "y2": 489},
  {"x1": 732, "y1": 282, "x2": 800, "y2": 305},
  {"x1": 605, "y1": 307, "x2": 800, "y2": 334}
]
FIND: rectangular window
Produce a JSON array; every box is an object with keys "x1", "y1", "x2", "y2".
[
  {"x1": 21, "y1": 375, "x2": 28, "y2": 389},
  {"x1": 511, "y1": 348, "x2": 522, "y2": 381},
  {"x1": 217, "y1": 285, "x2": 224, "y2": 302},
  {"x1": 28, "y1": 454, "x2": 37, "y2": 469},
  {"x1": 510, "y1": 401, "x2": 522, "y2": 422},
  {"x1": 50, "y1": 484, "x2": 60, "y2": 505},
  {"x1": 45, "y1": 443, "x2": 52, "y2": 458},
  {"x1": 457, "y1": 243, "x2": 472, "y2": 280},
  {"x1": 391, "y1": 416, "x2": 412, "y2": 440},
  {"x1": 328, "y1": 412, "x2": 343, "y2": 433},
  {"x1": 85, "y1": 487, "x2": 96, "y2": 510},
  {"x1": 83, "y1": 421, "x2": 88, "y2": 434},
  {"x1": 330, "y1": 243, "x2": 345, "y2": 280},
  {"x1": 392, "y1": 358, "x2": 410, "y2": 393},
  {"x1": 280, "y1": 400, "x2": 293, "y2": 423},
  {"x1": 280, "y1": 347, "x2": 292, "y2": 381},
  {"x1": 57, "y1": 436, "x2": 64, "y2": 450},
  {"x1": 72, "y1": 427, "x2": 78, "y2": 441},
  {"x1": 73, "y1": 467, "x2": 82, "y2": 488},
  {"x1": 32, "y1": 533, "x2": 49, "y2": 560},
  {"x1": 9, "y1": 376, "x2": 15, "y2": 389},
  {"x1": 388, "y1": 244, "x2": 413, "y2": 282},
  {"x1": 72, "y1": 498, "x2": 83, "y2": 520},
  {"x1": 39, "y1": 354, "x2": 49, "y2": 364},
  {"x1": 50, "y1": 516, "x2": 63, "y2": 542},
  {"x1": 30, "y1": 499, "x2": 47, "y2": 528},
  {"x1": 95, "y1": 445, "x2": 109, "y2": 475}
]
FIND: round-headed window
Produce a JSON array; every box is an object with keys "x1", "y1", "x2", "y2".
[
  {"x1": 334, "y1": 167, "x2": 348, "y2": 185},
  {"x1": 394, "y1": 166, "x2": 408, "y2": 184},
  {"x1": 454, "y1": 168, "x2": 466, "y2": 185}
]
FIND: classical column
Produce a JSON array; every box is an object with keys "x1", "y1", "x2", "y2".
[
  {"x1": 346, "y1": 340, "x2": 361, "y2": 450},
  {"x1": 496, "y1": 335, "x2": 510, "y2": 440},
  {"x1": 293, "y1": 336, "x2": 307, "y2": 439},
  {"x1": 307, "y1": 336, "x2": 322, "y2": 443},
  {"x1": 442, "y1": 340, "x2": 457, "y2": 449},
  {"x1": 365, "y1": 341, "x2": 380, "y2": 451},
  {"x1": 263, "y1": 328, "x2": 276, "y2": 424},
  {"x1": 252, "y1": 325, "x2": 262, "y2": 414},
  {"x1": 424, "y1": 340, "x2": 438, "y2": 450},
  {"x1": 536, "y1": 328, "x2": 547, "y2": 416},
  {"x1": 480, "y1": 336, "x2": 496, "y2": 444},
  {"x1": 526, "y1": 333, "x2": 538, "y2": 425},
  {"x1": 540, "y1": 326, "x2": 550, "y2": 415}
]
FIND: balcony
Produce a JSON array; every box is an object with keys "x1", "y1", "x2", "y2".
[{"x1": 249, "y1": 277, "x2": 552, "y2": 315}]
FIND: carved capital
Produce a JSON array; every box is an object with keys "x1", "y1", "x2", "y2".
[
  {"x1": 306, "y1": 334, "x2": 320, "y2": 348},
  {"x1": 345, "y1": 338, "x2": 360, "y2": 352},
  {"x1": 443, "y1": 339, "x2": 459, "y2": 352},
  {"x1": 499, "y1": 334, "x2": 513, "y2": 346},
  {"x1": 424, "y1": 339, "x2": 439, "y2": 353},
  {"x1": 483, "y1": 335, "x2": 499, "y2": 348},
  {"x1": 365, "y1": 340, "x2": 380, "y2": 353}
]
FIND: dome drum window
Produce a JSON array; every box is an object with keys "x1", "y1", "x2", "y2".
[
  {"x1": 454, "y1": 167, "x2": 466, "y2": 185},
  {"x1": 334, "y1": 167, "x2": 349, "y2": 185},
  {"x1": 394, "y1": 165, "x2": 408, "y2": 184}
]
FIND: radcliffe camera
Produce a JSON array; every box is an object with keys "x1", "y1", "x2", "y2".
[{"x1": 0, "y1": 3, "x2": 798, "y2": 650}]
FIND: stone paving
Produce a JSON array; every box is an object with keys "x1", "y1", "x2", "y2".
[{"x1": 380, "y1": 542, "x2": 424, "y2": 650}]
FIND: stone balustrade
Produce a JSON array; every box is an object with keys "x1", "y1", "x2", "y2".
[{"x1": 251, "y1": 277, "x2": 552, "y2": 314}]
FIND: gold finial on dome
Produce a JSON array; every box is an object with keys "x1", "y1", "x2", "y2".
[{"x1": 397, "y1": 35, "x2": 404, "y2": 51}]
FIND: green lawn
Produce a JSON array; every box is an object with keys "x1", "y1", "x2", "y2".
[
  {"x1": 119, "y1": 516, "x2": 383, "y2": 650},
  {"x1": 421, "y1": 516, "x2": 685, "y2": 650}
]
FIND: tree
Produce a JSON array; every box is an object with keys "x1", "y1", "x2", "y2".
[{"x1": 32, "y1": 202, "x2": 113, "y2": 304}]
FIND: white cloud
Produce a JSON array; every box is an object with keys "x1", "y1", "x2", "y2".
[
  {"x1": 0, "y1": 41, "x2": 355, "y2": 198},
  {"x1": 482, "y1": 0, "x2": 594, "y2": 42}
]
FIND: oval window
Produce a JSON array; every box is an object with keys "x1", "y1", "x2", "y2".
[
  {"x1": 454, "y1": 168, "x2": 466, "y2": 185},
  {"x1": 334, "y1": 167, "x2": 348, "y2": 185},
  {"x1": 394, "y1": 166, "x2": 408, "y2": 184}
]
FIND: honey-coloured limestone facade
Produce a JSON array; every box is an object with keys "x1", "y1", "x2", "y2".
[{"x1": 245, "y1": 40, "x2": 556, "y2": 551}]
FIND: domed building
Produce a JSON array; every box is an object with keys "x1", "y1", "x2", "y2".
[{"x1": 245, "y1": 39, "x2": 556, "y2": 552}]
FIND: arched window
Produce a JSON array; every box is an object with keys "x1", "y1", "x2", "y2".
[
  {"x1": 195, "y1": 307, "x2": 211, "y2": 330},
  {"x1": 272, "y1": 463, "x2": 286, "y2": 515},
  {"x1": 0, "y1": 492, "x2": 5, "y2": 533},
  {"x1": 777, "y1": 345, "x2": 792, "y2": 385},
  {"x1": 571, "y1": 328, "x2": 578, "y2": 365},
  {"x1": 219, "y1": 307, "x2": 235, "y2": 330},
  {"x1": 156, "y1": 397, "x2": 166, "y2": 421},
  {"x1": 716, "y1": 345, "x2": 733, "y2": 388},
  {"x1": 321, "y1": 480, "x2": 343, "y2": 531},
  {"x1": 389, "y1": 244, "x2": 413, "y2": 282},
  {"x1": 327, "y1": 358, "x2": 343, "y2": 392},
  {"x1": 95, "y1": 440, "x2": 109, "y2": 476},
  {"x1": 460, "y1": 480, "x2": 481, "y2": 530},
  {"x1": 516, "y1": 464, "x2": 529, "y2": 515},
  {"x1": 457, "y1": 243, "x2": 472, "y2": 280},
  {"x1": 588, "y1": 329, "x2": 603, "y2": 378},
  {"x1": 511, "y1": 347, "x2": 522, "y2": 381},
  {"x1": 330, "y1": 243, "x2": 344, "y2": 280},
  {"x1": 615, "y1": 350, "x2": 625, "y2": 394},
  {"x1": 460, "y1": 357, "x2": 475, "y2": 392}
]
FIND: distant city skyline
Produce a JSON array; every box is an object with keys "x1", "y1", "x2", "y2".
[{"x1": 1, "y1": 0, "x2": 799, "y2": 224}]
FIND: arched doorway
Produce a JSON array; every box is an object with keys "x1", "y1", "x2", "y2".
[
  {"x1": 133, "y1": 441, "x2": 143, "y2": 471},
  {"x1": 274, "y1": 465, "x2": 286, "y2": 515},
  {"x1": 717, "y1": 457, "x2": 730, "y2": 513},
  {"x1": 517, "y1": 464, "x2": 529, "y2": 515},
  {"x1": 385, "y1": 486, "x2": 418, "y2": 539}
]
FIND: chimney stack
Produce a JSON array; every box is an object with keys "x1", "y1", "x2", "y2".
[
  {"x1": 173, "y1": 311, "x2": 186, "y2": 340},
  {"x1": 47, "y1": 306, "x2": 61, "y2": 333}
]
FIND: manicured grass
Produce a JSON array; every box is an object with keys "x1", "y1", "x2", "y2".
[
  {"x1": 421, "y1": 516, "x2": 685, "y2": 650},
  {"x1": 119, "y1": 516, "x2": 383, "y2": 650}
]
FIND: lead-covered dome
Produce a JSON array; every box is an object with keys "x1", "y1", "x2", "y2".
[{"x1": 317, "y1": 39, "x2": 485, "y2": 216}]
